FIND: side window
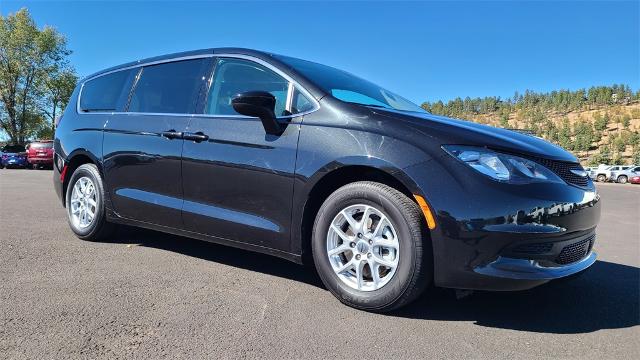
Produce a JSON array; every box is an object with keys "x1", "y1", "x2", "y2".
[
  {"x1": 291, "y1": 88, "x2": 315, "y2": 114},
  {"x1": 79, "y1": 69, "x2": 132, "y2": 112},
  {"x1": 206, "y1": 58, "x2": 289, "y2": 116},
  {"x1": 128, "y1": 59, "x2": 208, "y2": 114}
]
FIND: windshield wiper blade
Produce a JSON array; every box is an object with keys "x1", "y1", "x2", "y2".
[{"x1": 342, "y1": 101, "x2": 391, "y2": 109}]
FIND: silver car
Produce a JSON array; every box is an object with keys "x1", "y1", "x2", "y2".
[
  {"x1": 610, "y1": 165, "x2": 640, "y2": 184},
  {"x1": 592, "y1": 165, "x2": 631, "y2": 182}
]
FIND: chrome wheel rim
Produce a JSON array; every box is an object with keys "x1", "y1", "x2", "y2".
[
  {"x1": 326, "y1": 204, "x2": 400, "y2": 292},
  {"x1": 69, "y1": 176, "x2": 97, "y2": 229}
]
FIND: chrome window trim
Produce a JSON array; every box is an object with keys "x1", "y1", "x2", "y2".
[{"x1": 76, "y1": 53, "x2": 320, "y2": 118}]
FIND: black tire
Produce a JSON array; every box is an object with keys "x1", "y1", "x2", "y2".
[
  {"x1": 312, "y1": 181, "x2": 432, "y2": 312},
  {"x1": 596, "y1": 174, "x2": 606, "y2": 182},
  {"x1": 617, "y1": 175, "x2": 628, "y2": 184},
  {"x1": 65, "y1": 163, "x2": 115, "y2": 241}
]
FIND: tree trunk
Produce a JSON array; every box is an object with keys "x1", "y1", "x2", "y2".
[{"x1": 51, "y1": 100, "x2": 58, "y2": 135}]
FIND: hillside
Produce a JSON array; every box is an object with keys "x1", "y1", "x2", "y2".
[{"x1": 422, "y1": 85, "x2": 640, "y2": 166}]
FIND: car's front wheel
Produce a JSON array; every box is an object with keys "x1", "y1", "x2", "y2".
[
  {"x1": 596, "y1": 174, "x2": 606, "y2": 182},
  {"x1": 312, "y1": 181, "x2": 431, "y2": 312},
  {"x1": 65, "y1": 163, "x2": 115, "y2": 241}
]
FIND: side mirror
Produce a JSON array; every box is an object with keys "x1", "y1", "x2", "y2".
[{"x1": 231, "y1": 91, "x2": 282, "y2": 135}]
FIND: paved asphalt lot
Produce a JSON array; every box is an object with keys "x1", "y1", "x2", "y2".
[{"x1": 1, "y1": 169, "x2": 638, "y2": 359}]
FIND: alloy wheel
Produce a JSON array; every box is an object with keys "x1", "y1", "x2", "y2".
[
  {"x1": 69, "y1": 176, "x2": 97, "y2": 229},
  {"x1": 326, "y1": 204, "x2": 400, "y2": 292}
]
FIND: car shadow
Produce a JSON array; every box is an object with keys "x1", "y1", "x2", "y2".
[
  {"x1": 109, "y1": 226, "x2": 639, "y2": 334},
  {"x1": 394, "y1": 260, "x2": 639, "y2": 333},
  {"x1": 110, "y1": 225, "x2": 324, "y2": 288}
]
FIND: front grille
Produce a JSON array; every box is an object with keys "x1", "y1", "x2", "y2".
[
  {"x1": 555, "y1": 235, "x2": 595, "y2": 265},
  {"x1": 513, "y1": 242, "x2": 553, "y2": 255},
  {"x1": 528, "y1": 157, "x2": 589, "y2": 187}
]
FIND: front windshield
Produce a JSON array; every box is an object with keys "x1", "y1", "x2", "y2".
[{"x1": 276, "y1": 55, "x2": 426, "y2": 113}]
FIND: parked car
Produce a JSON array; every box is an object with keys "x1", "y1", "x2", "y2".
[
  {"x1": 592, "y1": 165, "x2": 631, "y2": 182},
  {"x1": 1, "y1": 144, "x2": 28, "y2": 168},
  {"x1": 630, "y1": 175, "x2": 640, "y2": 184},
  {"x1": 610, "y1": 165, "x2": 640, "y2": 184},
  {"x1": 26, "y1": 140, "x2": 54, "y2": 169},
  {"x1": 53, "y1": 48, "x2": 600, "y2": 311}
]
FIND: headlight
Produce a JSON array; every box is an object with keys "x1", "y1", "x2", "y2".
[{"x1": 442, "y1": 145, "x2": 563, "y2": 184}]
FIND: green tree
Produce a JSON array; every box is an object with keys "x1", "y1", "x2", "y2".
[
  {"x1": 43, "y1": 68, "x2": 77, "y2": 133},
  {"x1": 593, "y1": 112, "x2": 608, "y2": 131},
  {"x1": 0, "y1": 8, "x2": 73, "y2": 143},
  {"x1": 633, "y1": 146, "x2": 640, "y2": 164},
  {"x1": 621, "y1": 114, "x2": 631, "y2": 128},
  {"x1": 557, "y1": 117, "x2": 572, "y2": 150}
]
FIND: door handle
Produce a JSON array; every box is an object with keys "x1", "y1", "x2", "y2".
[
  {"x1": 183, "y1": 132, "x2": 209, "y2": 143},
  {"x1": 162, "y1": 130, "x2": 183, "y2": 140}
]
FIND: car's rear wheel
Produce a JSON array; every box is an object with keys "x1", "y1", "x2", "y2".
[
  {"x1": 312, "y1": 181, "x2": 431, "y2": 312},
  {"x1": 617, "y1": 175, "x2": 628, "y2": 184},
  {"x1": 65, "y1": 163, "x2": 115, "y2": 241},
  {"x1": 596, "y1": 174, "x2": 606, "y2": 182}
]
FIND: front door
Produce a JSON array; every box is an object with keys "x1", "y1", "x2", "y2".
[
  {"x1": 103, "y1": 58, "x2": 211, "y2": 228},
  {"x1": 181, "y1": 57, "x2": 315, "y2": 251}
]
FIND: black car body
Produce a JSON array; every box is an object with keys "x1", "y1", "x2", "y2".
[{"x1": 54, "y1": 48, "x2": 600, "y2": 310}]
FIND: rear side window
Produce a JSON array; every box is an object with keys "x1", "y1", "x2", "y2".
[
  {"x1": 80, "y1": 70, "x2": 132, "y2": 112},
  {"x1": 128, "y1": 59, "x2": 208, "y2": 114}
]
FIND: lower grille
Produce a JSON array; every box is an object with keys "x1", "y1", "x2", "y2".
[
  {"x1": 513, "y1": 242, "x2": 553, "y2": 255},
  {"x1": 555, "y1": 235, "x2": 595, "y2": 265}
]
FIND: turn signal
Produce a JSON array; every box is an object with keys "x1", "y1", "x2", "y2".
[{"x1": 413, "y1": 195, "x2": 436, "y2": 230}]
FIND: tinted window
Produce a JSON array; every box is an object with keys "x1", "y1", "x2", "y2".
[
  {"x1": 2, "y1": 145, "x2": 25, "y2": 153},
  {"x1": 291, "y1": 87, "x2": 315, "y2": 113},
  {"x1": 80, "y1": 69, "x2": 132, "y2": 112},
  {"x1": 206, "y1": 58, "x2": 289, "y2": 116},
  {"x1": 30, "y1": 142, "x2": 53, "y2": 149},
  {"x1": 129, "y1": 59, "x2": 208, "y2": 114}
]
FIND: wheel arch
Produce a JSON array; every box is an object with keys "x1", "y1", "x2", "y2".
[
  {"x1": 61, "y1": 150, "x2": 103, "y2": 206},
  {"x1": 297, "y1": 161, "x2": 431, "y2": 265}
]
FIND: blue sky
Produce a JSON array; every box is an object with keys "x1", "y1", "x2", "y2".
[{"x1": 1, "y1": 0, "x2": 639, "y2": 104}]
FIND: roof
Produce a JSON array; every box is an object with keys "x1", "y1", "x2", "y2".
[{"x1": 83, "y1": 47, "x2": 273, "y2": 81}]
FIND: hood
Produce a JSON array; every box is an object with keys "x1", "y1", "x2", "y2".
[{"x1": 373, "y1": 108, "x2": 578, "y2": 163}]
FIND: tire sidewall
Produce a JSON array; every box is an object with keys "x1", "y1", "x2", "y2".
[
  {"x1": 312, "y1": 185, "x2": 420, "y2": 310},
  {"x1": 618, "y1": 176, "x2": 627, "y2": 184},
  {"x1": 65, "y1": 164, "x2": 106, "y2": 239}
]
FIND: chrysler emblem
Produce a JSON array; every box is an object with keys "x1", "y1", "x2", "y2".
[{"x1": 570, "y1": 169, "x2": 588, "y2": 177}]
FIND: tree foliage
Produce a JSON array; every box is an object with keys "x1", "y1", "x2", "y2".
[
  {"x1": 0, "y1": 8, "x2": 77, "y2": 144},
  {"x1": 422, "y1": 84, "x2": 638, "y2": 119}
]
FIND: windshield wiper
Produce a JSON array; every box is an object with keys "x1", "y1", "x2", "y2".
[{"x1": 342, "y1": 101, "x2": 392, "y2": 109}]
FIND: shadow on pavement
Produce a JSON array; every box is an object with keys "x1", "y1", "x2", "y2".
[
  {"x1": 110, "y1": 226, "x2": 639, "y2": 334},
  {"x1": 110, "y1": 226, "x2": 323, "y2": 288},
  {"x1": 394, "y1": 260, "x2": 639, "y2": 333}
]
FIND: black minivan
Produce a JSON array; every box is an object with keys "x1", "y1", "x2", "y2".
[{"x1": 54, "y1": 48, "x2": 600, "y2": 311}]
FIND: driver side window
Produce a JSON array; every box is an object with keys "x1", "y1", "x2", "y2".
[{"x1": 206, "y1": 58, "x2": 289, "y2": 116}]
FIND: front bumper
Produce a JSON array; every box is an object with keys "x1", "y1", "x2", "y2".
[
  {"x1": 404, "y1": 157, "x2": 601, "y2": 291},
  {"x1": 475, "y1": 251, "x2": 596, "y2": 281}
]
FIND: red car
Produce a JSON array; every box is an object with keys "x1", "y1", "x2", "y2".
[
  {"x1": 630, "y1": 175, "x2": 640, "y2": 184},
  {"x1": 26, "y1": 140, "x2": 54, "y2": 169}
]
